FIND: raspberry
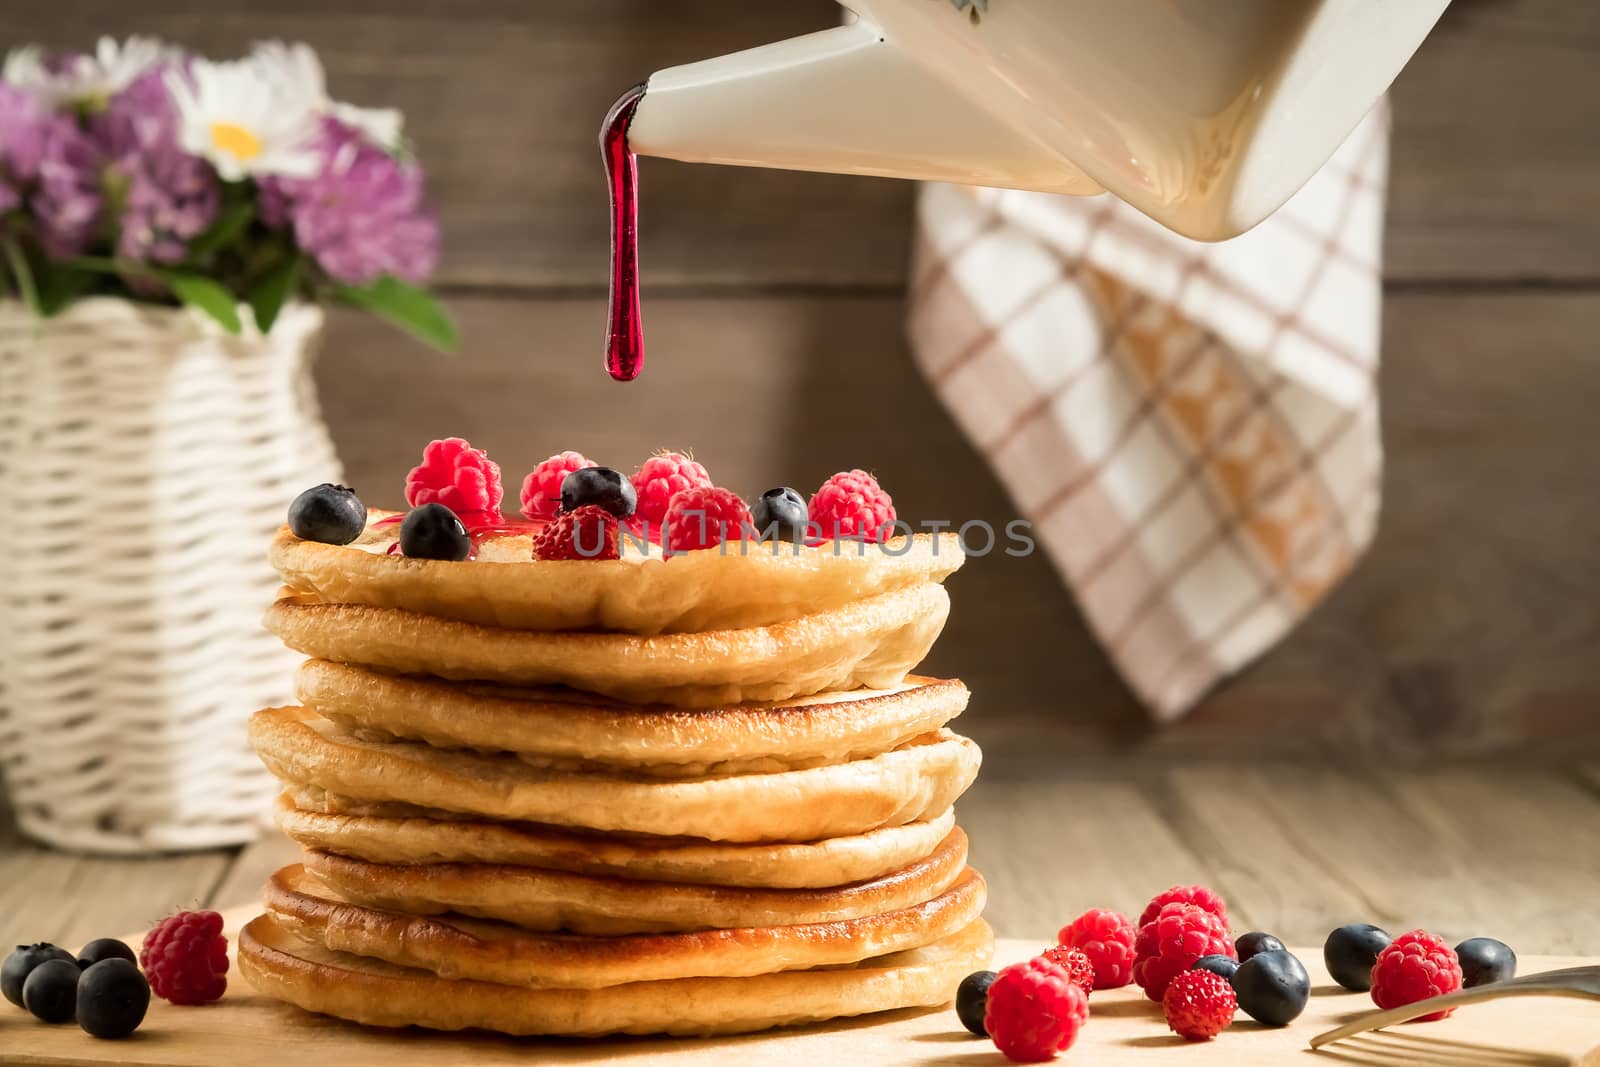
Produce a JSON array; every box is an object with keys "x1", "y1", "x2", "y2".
[
  {"x1": 1162, "y1": 968, "x2": 1237, "y2": 1041},
  {"x1": 532, "y1": 505, "x2": 620, "y2": 561},
  {"x1": 139, "y1": 910, "x2": 228, "y2": 1005},
  {"x1": 983, "y1": 957, "x2": 1089, "y2": 1063},
  {"x1": 1038, "y1": 946, "x2": 1095, "y2": 998},
  {"x1": 807, "y1": 469, "x2": 896, "y2": 542},
  {"x1": 405, "y1": 437, "x2": 504, "y2": 520},
  {"x1": 1138, "y1": 885, "x2": 1230, "y2": 930},
  {"x1": 664, "y1": 486, "x2": 752, "y2": 553},
  {"x1": 520, "y1": 450, "x2": 593, "y2": 521},
  {"x1": 1370, "y1": 930, "x2": 1463, "y2": 1021},
  {"x1": 632, "y1": 452, "x2": 713, "y2": 533},
  {"x1": 1133, "y1": 902, "x2": 1235, "y2": 1002},
  {"x1": 1058, "y1": 908, "x2": 1138, "y2": 990}
]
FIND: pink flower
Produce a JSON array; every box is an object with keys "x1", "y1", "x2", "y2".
[{"x1": 260, "y1": 117, "x2": 439, "y2": 285}]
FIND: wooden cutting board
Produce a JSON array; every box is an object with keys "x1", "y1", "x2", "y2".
[{"x1": 5, "y1": 910, "x2": 1597, "y2": 1065}]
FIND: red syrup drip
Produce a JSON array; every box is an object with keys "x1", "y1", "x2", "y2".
[
  {"x1": 470, "y1": 518, "x2": 547, "y2": 543},
  {"x1": 601, "y1": 83, "x2": 648, "y2": 382}
]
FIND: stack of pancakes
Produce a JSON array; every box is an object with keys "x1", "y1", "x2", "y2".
[{"x1": 240, "y1": 518, "x2": 992, "y2": 1036}]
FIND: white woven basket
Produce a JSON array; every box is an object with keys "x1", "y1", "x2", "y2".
[{"x1": 0, "y1": 298, "x2": 340, "y2": 854}]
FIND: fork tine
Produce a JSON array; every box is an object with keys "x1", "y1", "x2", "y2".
[{"x1": 1309, "y1": 967, "x2": 1600, "y2": 1050}]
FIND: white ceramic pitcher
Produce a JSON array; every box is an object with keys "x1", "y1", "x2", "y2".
[{"x1": 627, "y1": 0, "x2": 1449, "y2": 240}]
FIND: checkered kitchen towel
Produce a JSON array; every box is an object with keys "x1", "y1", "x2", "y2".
[{"x1": 908, "y1": 106, "x2": 1388, "y2": 719}]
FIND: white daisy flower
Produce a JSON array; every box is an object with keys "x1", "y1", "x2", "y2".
[
  {"x1": 165, "y1": 57, "x2": 322, "y2": 180},
  {"x1": 329, "y1": 99, "x2": 405, "y2": 151},
  {"x1": 3, "y1": 36, "x2": 174, "y2": 108},
  {"x1": 249, "y1": 40, "x2": 405, "y2": 150},
  {"x1": 1, "y1": 46, "x2": 47, "y2": 90}
]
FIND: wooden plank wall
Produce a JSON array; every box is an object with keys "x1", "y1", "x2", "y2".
[{"x1": 4, "y1": 1, "x2": 1598, "y2": 768}]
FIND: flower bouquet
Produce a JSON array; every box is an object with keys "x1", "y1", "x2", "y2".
[
  {"x1": 0, "y1": 36, "x2": 455, "y2": 349},
  {"x1": 0, "y1": 38, "x2": 455, "y2": 853}
]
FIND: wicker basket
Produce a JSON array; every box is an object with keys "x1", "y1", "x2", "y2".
[{"x1": 0, "y1": 298, "x2": 340, "y2": 854}]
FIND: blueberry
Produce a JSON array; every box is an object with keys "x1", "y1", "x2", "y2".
[
  {"x1": 76, "y1": 958, "x2": 149, "y2": 1039},
  {"x1": 955, "y1": 969, "x2": 995, "y2": 1036},
  {"x1": 3, "y1": 943, "x2": 76, "y2": 1007},
  {"x1": 1231, "y1": 949, "x2": 1310, "y2": 1026},
  {"x1": 399, "y1": 503, "x2": 471, "y2": 561},
  {"x1": 1456, "y1": 937, "x2": 1516, "y2": 987},
  {"x1": 1235, "y1": 931, "x2": 1286, "y2": 963},
  {"x1": 750, "y1": 487, "x2": 808, "y2": 543},
  {"x1": 1323, "y1": 923, "x2": 1391, "y2": 991},
  {"x1": 1193, "y1": 954, "x2": 1240, "y2": 980},
  {"x1": 22, "y1": 958, "x2": 79, "y2": 1023},
  {"x1": 287, "y1": 484, "x2": 366, "y2": 545},
  {"x1": 561, "y1": 466, "x2": 636, "y2": 519},
  {"x1": 76, "y1": 938, "x2": 135, "y2": 970}
]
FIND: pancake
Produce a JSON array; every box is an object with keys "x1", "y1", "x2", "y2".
[
  {"x1": 264, "y1": 863, "x2": 987, "y2": 988},
  {"x1": 272, "y1": 521, "x2": 962, "y2": 634},
  {"x1": 238, "y1": 912, "x2": 994, "y2": 1037},
  {"x1": 250, "y1": 707, "x2": 981, "y2": 842},
  {"x1": 296, "y1": 659, "x2": 969, "y2": 775},
  {"x1": 300, "y1": 828, "x2": 968, "y2": 935},
  {"x1": 274, "y1": 798, "x2": 958, "y2": 889},
  {"x1": 264, "y1": 581, "x2": 950, "y2": 707}
]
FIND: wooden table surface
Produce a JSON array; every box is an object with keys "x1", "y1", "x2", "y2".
[{"x1": 7, "y1": 924, "x2": 1600, "y2": 1065}]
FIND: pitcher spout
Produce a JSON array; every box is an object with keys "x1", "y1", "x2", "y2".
[{"x1": 626, "y1": 21, "x2": 1100, "y2": 196}]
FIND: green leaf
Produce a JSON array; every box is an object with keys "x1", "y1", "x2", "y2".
[
  {"x1": 332, "y1": 275, "x2": 459, "y2": 353},
  {"x1": 62, "y1": 255, "x2": 156, "y2": 278},
  {"x1": 2, "y1": 237, "x2": 40, "y2": 315},
  {"x1": 247, "y1": 254, "x2": 302, "y2": 334},
  {"x1": 160, "y1": 271, "x2": 241, "y2": 334},
  {"x1": 185, "y1": 201, "x2": 255, "y2": 262}
]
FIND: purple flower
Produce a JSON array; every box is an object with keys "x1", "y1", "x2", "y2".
[
  {"x1": 257, "y1": 172, "x2": 293, "y2": 229},
  {"x1": 92, "y1": 65, "x2": 177, "y2": 159},
  {"x1": 0, "y1": 81, "x2": 100, "y2": 257},
  {"x1": 260, "y1": 117, "x2": 439, "y2": 285},
  {"x1": 0, "y1": 83, "x2": 53, "y2": 212},
  {"x1": 114, "y1": 144, "x2": 219, "y2": 264},
  {"x1": 93, "y1": 67, "x2": 218, "y2": 264},
  {"x1": 33, "y1": 126, "x2": 100, "y2": 257}
]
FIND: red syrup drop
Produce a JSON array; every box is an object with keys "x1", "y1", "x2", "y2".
[{"x1": 602, "y1": 83, "x2": 648, "y2": 382}]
